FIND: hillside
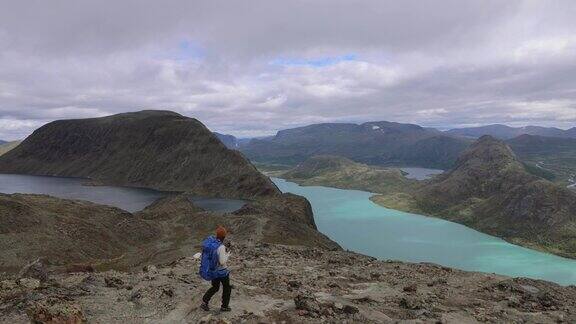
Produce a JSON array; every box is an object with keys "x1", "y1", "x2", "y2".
[
  {"x1": 0, "y1": 193, "x2": 159, "y2": 274},
  {"x1": 446, "y1": 124, "x2": 571, "y2": 139},
  {"x1": 0, "y1": 111, "x2": 279, "y2": 199},
  {"x1": 281, "y1": 155, "x2": 415, "y2": 195},
  {"x1": 507, "y1": 134, "x2": 576, "y2": 185},
  {"x1": 374, "y1": 136, "x2": 576, "y2": 258},
  {"x1": 0, "y1": 141, "x2": 21, "y2": 156},
  {"x1": 0, "y1": 190, "x2": 338, "y2": 275},
  {"x1": 241, "y1": 121, "x2": 471, "y2": 169}
]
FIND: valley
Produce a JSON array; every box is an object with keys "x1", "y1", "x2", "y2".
[
  {"x1": 2, "y1": 111, "x2": 576, "y2": 323},
  {"x1": 268, "y1": 136, "x2": 576, "y2": 260}
]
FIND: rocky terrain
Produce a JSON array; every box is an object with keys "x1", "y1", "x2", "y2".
[
  {"x1": 280, "y1": 155, "x2": 415, "y2": 195},
  {"x1": 374, "y1": 136, "x2": 576, "y2": 259},
  {"x1": 0, "y1": 111, "x2": 278, "y2": 199},
  {"x1": 2, "y1": 242, "x2": 576, "y2": 323},
  {"x1": 0, "y1": 190, "x2": 338, "y2": 276},
  {"x1": 241, "y1": 121, "x2": 471, "y2": 169}
]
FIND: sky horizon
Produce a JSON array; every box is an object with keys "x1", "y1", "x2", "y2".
[{"x1": 1, "y1": 1, "x2": 576, "y2": 140}]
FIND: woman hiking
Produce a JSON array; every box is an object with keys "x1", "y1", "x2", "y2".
[{"x1": 199, "y1": 226, "x2": 232, "y2": 312}]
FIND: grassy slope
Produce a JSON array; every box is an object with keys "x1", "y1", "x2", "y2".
[
  {"x1": 278, "y1": 155, "x2": 417, "y2": 195},
  {"x1": 0, "y1": 141, "x2": 21, "y2": 156}
]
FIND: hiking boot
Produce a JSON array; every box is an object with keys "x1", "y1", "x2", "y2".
[
  {"x1": 200, "y1": 302, "x2": 210, "y2": 311},
  {"x1": 220, "y1": 306, "x2": 231, "y2": 312}
]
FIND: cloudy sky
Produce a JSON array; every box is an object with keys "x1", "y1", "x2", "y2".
[{"x1": 1, "y1": 0, "x2": 576, "y2": 140}]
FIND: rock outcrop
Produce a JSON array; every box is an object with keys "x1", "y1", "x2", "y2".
[{"x1": 0, "y1": 111, "x2": 279, "y2": 199}]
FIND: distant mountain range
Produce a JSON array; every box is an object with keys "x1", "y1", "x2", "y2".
[
  {"x1": 240, "y1": 121, "x2": 471, "y2": 169},
  {"x1": 214, "y1": 132, "x2": 263, "y2": 149},
  {"x1": 446, "y1": 124, "x2": 576, "y2": 139},
  {"x1": 0, "y1": 140, "x2": 6, "y2": 145}
]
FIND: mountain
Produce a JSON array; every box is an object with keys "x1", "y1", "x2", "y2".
[
  {"x1": 0, "y1": 111, "x2": 279, "y2": 199},
  {"x1": 241, "y1": 121, "x2": 471, "y2": 169},
  {"x1": 0, "y1": 139, "x2": 6, "y2": 145},
  {"x1": 281, "y1": 155, "x2": 415, "y2": 195},
  {"x1": 507, "y1": 134, "x2": 576, "y2": 184},
  {"x1": 446, "y1": 124, "x2": 571, "y2": 139},
  {"x1": 0, "y1": 140, "x2": 21, "y2": 156},
  {"x1": 214, "y1": 132, "x2": 240, "y2": 149},
  {"x1": 374, "y1": 136, "x2": 576, "y2": 258}
]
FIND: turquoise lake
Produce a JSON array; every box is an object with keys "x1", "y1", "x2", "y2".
[{"x1": 273, "y1": 178, "x2": 576, "y2": 286}]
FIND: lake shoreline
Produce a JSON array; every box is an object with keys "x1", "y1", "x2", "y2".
[{"x1": 273, "y1": 177, "x2": 576, "y2": 285}]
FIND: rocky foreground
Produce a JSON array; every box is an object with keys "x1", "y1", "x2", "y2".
[{"x1": 2, "y1": 243, "x2": 575, "y2": 323}]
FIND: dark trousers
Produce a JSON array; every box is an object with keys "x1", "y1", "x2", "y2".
[{"x1": 202, "y1": 275, "x2": 231, "y2": 308}]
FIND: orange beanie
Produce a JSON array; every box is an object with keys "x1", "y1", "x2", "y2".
[{"x1": 216, "y1": 226, "x2": 227, "y2": 240}]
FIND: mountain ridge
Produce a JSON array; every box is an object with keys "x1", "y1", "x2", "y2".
[
  {"x1": 0, "y1": 110, "x2": 279, "y2": 199},
  {"x1": 446, "y1": 124, "x2": 575, "y2": 139},
  {"x1": 241, "y1": 121, "x2": 471, "y2": 169}
]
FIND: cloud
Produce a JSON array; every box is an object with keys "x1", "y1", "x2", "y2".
[{"x1": 1, "y1": 0, "x2": 576, "y2": 139}]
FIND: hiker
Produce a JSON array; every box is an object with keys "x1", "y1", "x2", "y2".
[{"x1": 199, "y1": 226, "x2": 232, "y2": 312}]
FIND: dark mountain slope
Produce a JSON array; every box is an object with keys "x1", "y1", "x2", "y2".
[
  {"x1": 0, "y1": 111, "x2": 279, "y2": 199},
  {"x1": 507, "y1": 134, "x2": 576, "y2": 184},
  {"x1": 407, "y1": 136, "x2": 576, "y2": 257},
  {"x1": 241, "y1": 121, "x2": 471, "y2": 169},
  {"x1": 214, "y1": 132, "x2": 240, "y2": 149},
  {"x1": 447, "y1": 124, "x2": 570, "y2": 139}
]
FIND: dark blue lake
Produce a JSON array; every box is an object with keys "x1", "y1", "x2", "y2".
[{"x1": 0, "y1": 174, "x2": 245, "y2": 213}]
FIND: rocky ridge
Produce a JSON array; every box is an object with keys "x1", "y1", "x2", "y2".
[{"x1": 0, "y1": 191, "x2": 338, "y2": 275}]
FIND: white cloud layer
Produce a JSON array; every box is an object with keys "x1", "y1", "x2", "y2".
[{"x1": 1, "y1": 0, "x2": 576, "y2": 139}]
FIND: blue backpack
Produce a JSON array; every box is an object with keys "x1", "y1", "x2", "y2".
[{"x1": 199, "y1": 236, "x2": 229, "y2": 281}]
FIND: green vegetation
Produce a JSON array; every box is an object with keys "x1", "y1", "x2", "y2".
[{"x1": 280, "y1": 155, "x2": 417, "y2": 195}]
